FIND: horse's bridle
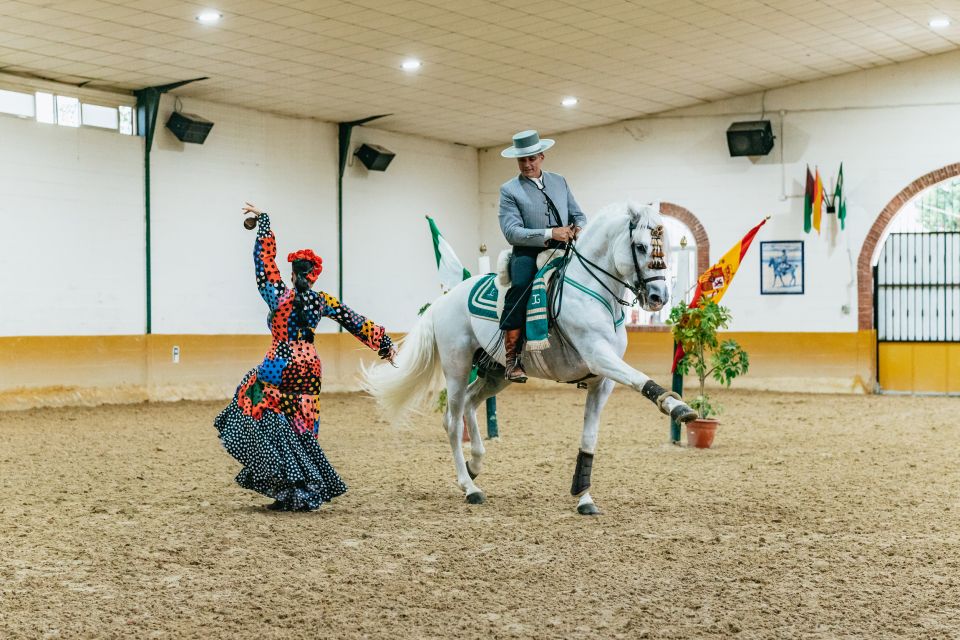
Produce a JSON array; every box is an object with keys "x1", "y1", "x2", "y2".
[{"x1": 570, "y1": 220, "x2": 668, "y2": 307}]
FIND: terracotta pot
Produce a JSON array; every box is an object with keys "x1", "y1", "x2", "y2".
[{"x1": 686, "y1": 418, "x2": 719, "y2": 448}]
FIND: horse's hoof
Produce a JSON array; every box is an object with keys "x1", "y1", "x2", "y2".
[
  {"x1": 671, "y1": 404, "x2": 698, "y2": 424},
  {"x1": 465, "y1": 491, "x2": 486, "y2": 504},
  {"x1": 577, "y1": 502, "x2": 601, "y2": 516},
  {"x1": 466, "y1": 461, "x2": 479, "y2": 480}
]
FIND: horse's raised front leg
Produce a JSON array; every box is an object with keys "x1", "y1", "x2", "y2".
[
  {"x1": 572, "y1": 377, "x2": 614, "y2": 516},
  {"x1": 580, "y1": 342, "x2": 697, "y2": 424}
]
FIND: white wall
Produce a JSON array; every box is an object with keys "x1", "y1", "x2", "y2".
[
  {"x1": 150, "y1": 95, "x2": 340, "y2": 335},
  {"x1": 0, "y1": 114, "x2": 143, "y2": 335},
  {"x1": 150, "y1": 98, "x2": 479, "y2": 335},
  {"x1": 342, "y1": 127, "x2": 478, "y2": 332},
  {"x1": 478, "y1": 49, "x2": 960, "y2": 333},
  {"x1": 0, "y1": 85, "x2": 481, "y2": 338}
]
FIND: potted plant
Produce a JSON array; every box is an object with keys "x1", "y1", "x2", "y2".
[{"x1": 667, "y1": 298, "x2": 750, "y2": 448}]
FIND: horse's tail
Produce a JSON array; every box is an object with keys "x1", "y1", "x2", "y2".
[{"x1": 361, "y1": 304, "x2": 443, "y2": 422}]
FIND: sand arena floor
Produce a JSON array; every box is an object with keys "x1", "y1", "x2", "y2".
[{"x1": 1, "y1": 387, "x2": 959, "y2": 639}]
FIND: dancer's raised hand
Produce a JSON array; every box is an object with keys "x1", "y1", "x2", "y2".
[{"x1": 242, "y1": 202, "x2": 262, "y2": 229}]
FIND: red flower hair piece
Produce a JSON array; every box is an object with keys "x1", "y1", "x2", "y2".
[{"x1": 287, "y1": 249, "x2": 323, "y2": 283}]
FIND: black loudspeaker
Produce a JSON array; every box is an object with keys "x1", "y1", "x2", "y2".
[
  {"x1": 726, "y1": 120, "x2": 774, "y2": 156},
  {"x1": 354, "y1": 143, "x2": 395, "y2": 171},
  {"x1": 166, "y1": 111, "x2": 214, "y2": 144}
]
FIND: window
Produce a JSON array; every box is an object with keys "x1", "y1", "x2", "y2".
[
  {"x1": 81, "y1": 103, "x2": 118, "y2": 130},
  {"x1": 0, "y1": 89, "x2": 35, "y2": 118},
  {"x1": 9, "y1": 86, "x2": 133, "y2": 135},
  {"x1": 888, "y1": 177, "x2": 960, "y2": 233},
  {"x1": 35, "y1": 92, "x2": 55, "y2": 123},
  {"x1": 118, "y1": 105, "x2": 134, "y2": 135},
  {"x1": 55, "y1": 95, "x2": 80, "y2": 127}
]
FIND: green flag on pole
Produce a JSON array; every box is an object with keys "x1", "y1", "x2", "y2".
[
  {"x1": 426, "y1": 215, "x2": 470, "y2": 292},
  {"x1": 803, "y1": 165, "x2": 814, "y2": 233},
  {"x1": 834, "y1": 163, "x2": 846, "y2": 230}
]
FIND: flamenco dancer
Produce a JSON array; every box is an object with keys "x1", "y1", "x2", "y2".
[{"x1": 214, "y1": 203, "x2": 396, "y2": 511}]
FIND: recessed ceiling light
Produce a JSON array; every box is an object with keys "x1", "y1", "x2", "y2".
[
  {"x1": 561, "y1": 96, "x2": 579, "y2": 107},
  {"x1": 401, "y1": 59, "x2": 422, "y2": 71},
  {"x1": 196, "y1": 10, "x2": 222, "y2": 23},
  {"x1": 929, "y1": 17, "x2": 950, "y2": 28}
]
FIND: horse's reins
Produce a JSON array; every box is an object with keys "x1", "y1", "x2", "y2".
[{"x1": 567, "y1": 220, "x2": 668, "y2": 308}]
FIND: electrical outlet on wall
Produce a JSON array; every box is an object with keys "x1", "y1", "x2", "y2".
[{"x1": 172, "y1": 346, "x2": 180, "y2": 364}]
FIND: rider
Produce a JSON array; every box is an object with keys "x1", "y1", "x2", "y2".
[{"x1": 498, "y1": 130, "x2": 587, "y2": 382}]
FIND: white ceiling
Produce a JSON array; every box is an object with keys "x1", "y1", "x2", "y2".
[{"x1": 0, "y1": 0, "x2": 958, "y2": 147}]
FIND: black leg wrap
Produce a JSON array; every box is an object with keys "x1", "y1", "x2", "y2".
[
  {"x1": 641, "y1": 379, "x2": 667, "y2": 404},
  {"x1": 671, "y1": 403, "x2": 698, "y2": 423},
  {"x1": 571, "y1": 450, "x2": 594, "y2": 497}
]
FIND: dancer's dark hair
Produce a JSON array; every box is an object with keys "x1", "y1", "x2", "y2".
[{"x1": 290, "y1": 259, "x2": 314, "y2": 329}]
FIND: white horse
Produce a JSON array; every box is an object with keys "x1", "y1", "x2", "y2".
[{"x1": 363, "y1": 202, "x2": 697, "y2": 515}]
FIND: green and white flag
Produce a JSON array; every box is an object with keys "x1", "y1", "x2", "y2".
[
  {"x1": 833, "y1": 163, "x2": 847, "y2": 230},
  {"x1": 426, "y1": 215, "x2": 470, "y2": 292}
]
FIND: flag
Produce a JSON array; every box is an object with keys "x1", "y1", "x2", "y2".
[
  {"x1": 426, "y1": 215, "x2": 470, "y2": 292},
  {"x1": 813, "y1": 167, "x2": 824, "y2": 234},
  {"x1": 804, "y1": 166, "x2": 814, "y2": 233},
  {"x1": 834, "y1": 163, "x2": 846, "y2": 230},
  {"x1": 672, "y1": 217, "x2": 768, "y2": 372}
]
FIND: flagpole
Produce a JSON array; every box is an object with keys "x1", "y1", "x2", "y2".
[{"x1": 480, "y1": 243, "x2": 499, "y2": 439}]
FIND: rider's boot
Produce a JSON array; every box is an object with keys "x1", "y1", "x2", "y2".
[{"x1": 503, "y1": 328, "x2": 527, "y2": 383}]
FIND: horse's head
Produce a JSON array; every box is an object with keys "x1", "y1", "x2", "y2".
[{"x1": 611, "y1": 203, "x2": 670, "y2": 312}]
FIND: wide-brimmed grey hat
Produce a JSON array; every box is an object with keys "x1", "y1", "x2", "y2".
[{"x1": 501, "y1": 129, "x2": 554, "y2": 158}]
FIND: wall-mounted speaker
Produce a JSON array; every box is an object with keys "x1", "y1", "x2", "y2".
[
  {"x1": 354, "y1": 143, "x2": 395, "y2": 171},
  {"x1": 166, "y1": 111, "x2": 214, "y2": 144},
  {"x1": 726, "y1": 120, "x2": 774, "y2": 157}
]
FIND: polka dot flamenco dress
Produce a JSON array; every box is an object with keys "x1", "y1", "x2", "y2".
[{"x1": 215, "y1": 212, "x2": 394, "y2": 511}]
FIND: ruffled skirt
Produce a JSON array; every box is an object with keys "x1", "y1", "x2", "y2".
[{"x1": 214, "y1": 371, "x2": 346, "y2": 511}]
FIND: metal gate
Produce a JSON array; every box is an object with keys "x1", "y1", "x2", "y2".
[{"x1": 874, "y1": 232, "x2": 960, "y2": 393}]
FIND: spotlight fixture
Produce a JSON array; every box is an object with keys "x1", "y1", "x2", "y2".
[
  {"x1": 401, "y1": 59, "x2": 422, "y2": 71},
  {"x1": 561, "y1": 96, "x2": 579, "y2": 107},
  {"x1": 196, "y1": 10, "x2": 222, "y2": 23},
  {"x1": 929, "y1": 17, "x2": 951, "y2": 28}
]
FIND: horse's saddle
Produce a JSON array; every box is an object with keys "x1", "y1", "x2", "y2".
[{"x1": 467, "y1": 249, "x2": 558, "y2": 322}]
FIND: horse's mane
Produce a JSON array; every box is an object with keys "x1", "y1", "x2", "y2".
[{"x1": 578, "y1": 201, "x2": 662, "y2": 244}]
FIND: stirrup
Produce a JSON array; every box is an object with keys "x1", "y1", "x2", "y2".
[{"x1": 505, "y1": 359, "x2": 527, "y2": 382}]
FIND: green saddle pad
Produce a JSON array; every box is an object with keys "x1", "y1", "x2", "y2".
[{"x1": 467, "y1": 273, "x2": 500, "y2": 320}]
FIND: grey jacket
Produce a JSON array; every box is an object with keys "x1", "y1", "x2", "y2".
[{"x1": 498, "y1": 171, "x2": 587, "y2": 247}]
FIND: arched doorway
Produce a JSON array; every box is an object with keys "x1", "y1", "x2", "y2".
[{"x1": 859, "y1": 164, "x2": 960, "y2": 393}]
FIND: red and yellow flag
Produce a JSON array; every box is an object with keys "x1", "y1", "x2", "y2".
[
  {"x1": 671, "y1": 217, "x2": 768, "y2": 372},
  {"x1": 812, "y1": 168, "x2": 823, "y2": 234}
]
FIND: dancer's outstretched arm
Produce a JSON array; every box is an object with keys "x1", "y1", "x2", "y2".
[{"x1": 318, "y1": 292, "x2": 396, "y2": 362}]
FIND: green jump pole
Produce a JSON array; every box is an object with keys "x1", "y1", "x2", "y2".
[
  {"x1": 670, "y1": 341, "x2": 683, "y2": 444},
  {"x1": 485, "y1": 397, "x2": 498, "y2": 438}
]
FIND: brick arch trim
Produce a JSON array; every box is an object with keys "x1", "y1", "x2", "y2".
[
  {"x1": 660, "y1": 202, "x2": 710, "y2": 275},
  {"x1": 857, "y1": 162, "x2": 960, "y2": 330}
]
